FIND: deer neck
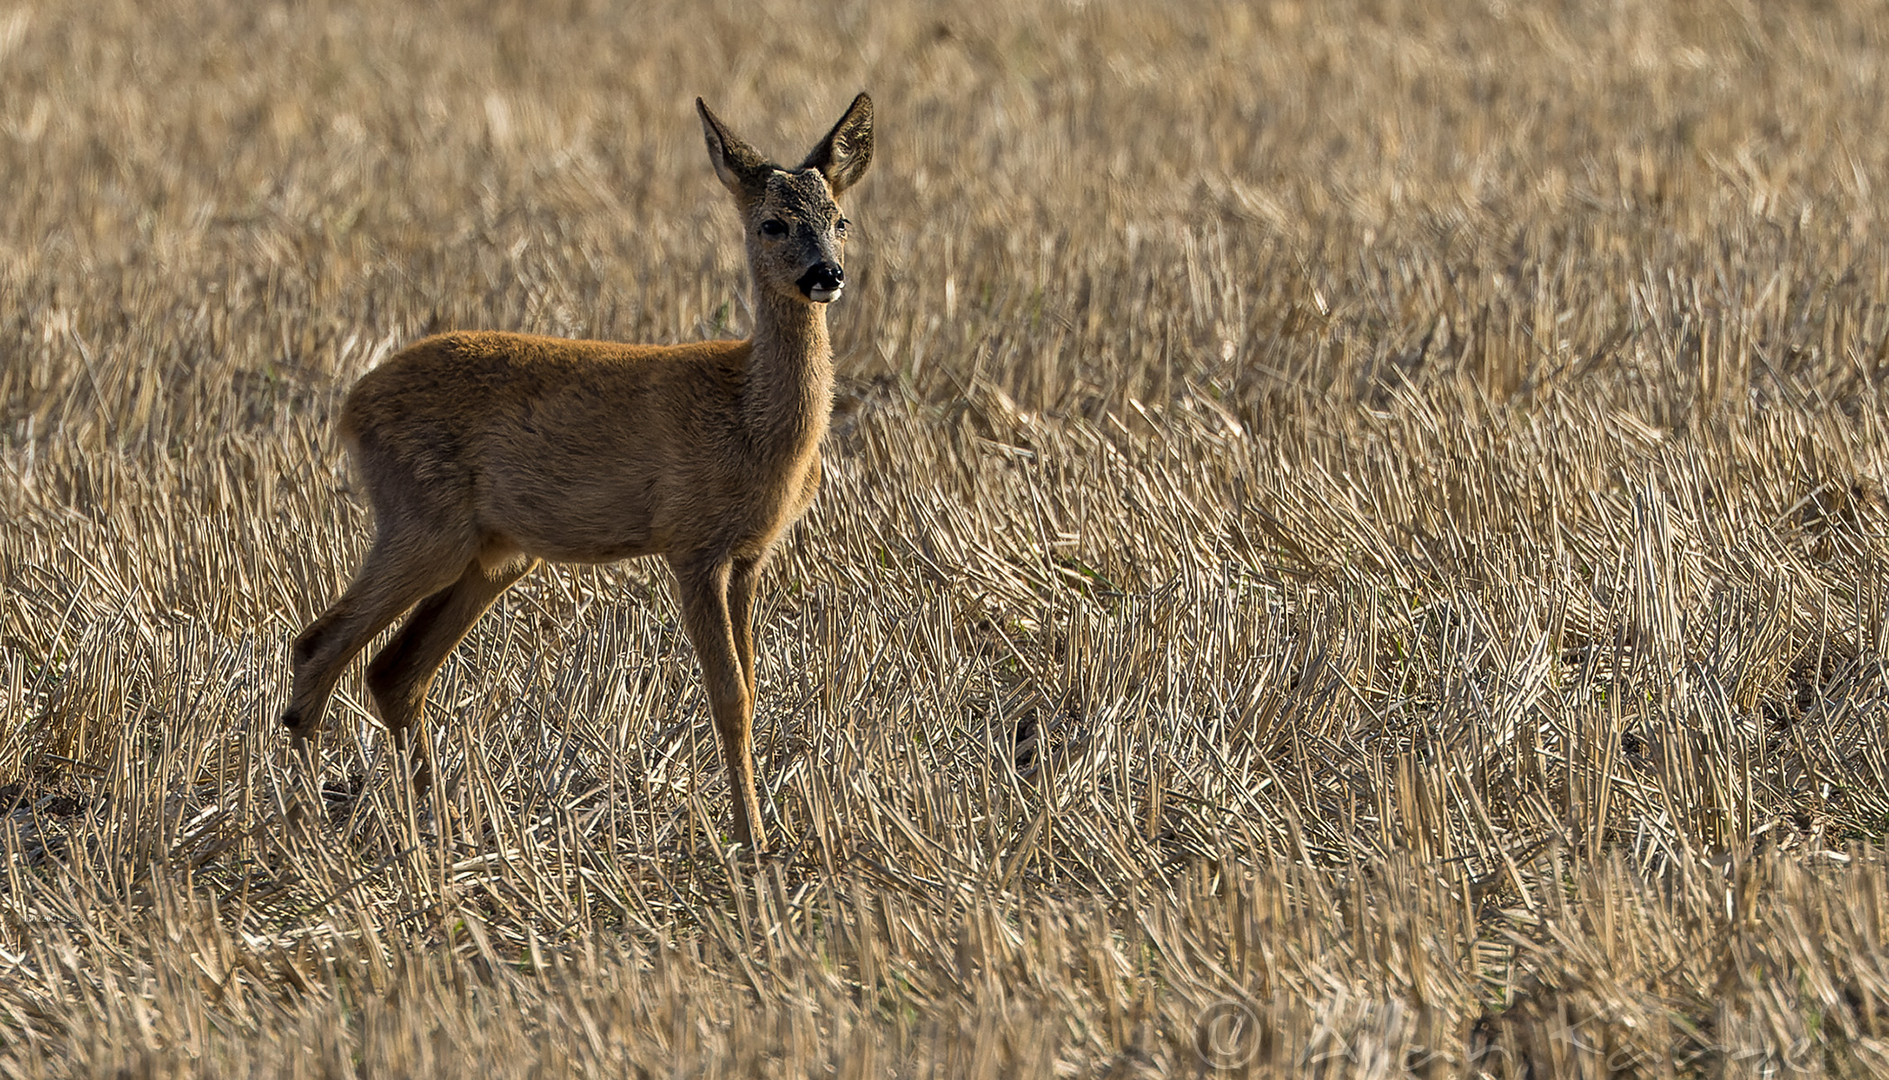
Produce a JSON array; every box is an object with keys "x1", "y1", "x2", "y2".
[{"x1": 744, "y1": 291, "x2": 834, "y2": 454}]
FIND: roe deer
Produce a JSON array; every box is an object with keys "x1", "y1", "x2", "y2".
[{"x1": 281, "y1": 93, "x2": 874, "y2": 851}]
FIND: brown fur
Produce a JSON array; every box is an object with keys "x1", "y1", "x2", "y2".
[{"x1": 282, "y1": 94, "x2": 874, "y2": 850}]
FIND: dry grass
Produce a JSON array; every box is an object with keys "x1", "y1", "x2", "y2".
[{"x1": 5, "y1": 0, "x2": 1889, "y2": 1075}]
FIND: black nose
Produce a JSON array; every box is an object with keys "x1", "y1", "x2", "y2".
[{"x1": 797, "y1": 262, "x2": 844, "y2": 296}]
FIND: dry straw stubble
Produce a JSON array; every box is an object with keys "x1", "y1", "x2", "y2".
[{"x1": 4, "y1": 0, "x2": 1889, "y2": 1075}]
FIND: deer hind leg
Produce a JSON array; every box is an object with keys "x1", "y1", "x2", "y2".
[
  {"x1": 364, "y1": 552, "x2": 538, "y2": 796},
  {"x1": 283, "y1": 530, "x2": 475, "y2": 764},
  {"x1": 671, "y1": 554, "x2": 765, "y2": 851}
]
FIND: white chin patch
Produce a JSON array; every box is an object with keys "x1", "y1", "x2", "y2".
[{"x1": 808, "y1": 285, "x2": 843, "y2": 303}]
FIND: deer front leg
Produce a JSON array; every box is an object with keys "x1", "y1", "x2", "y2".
[
  {"x1": 672, "y1": 555, "x2": 765, "y2": 852},
  {"x1": 728, "y1": 553, "x2": 767, "y2": 703}
]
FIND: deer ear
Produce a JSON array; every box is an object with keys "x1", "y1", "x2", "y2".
[
  {"x1": 799, "y1": 92, "x2": 873, "y2": 194},
  {"x1": 698, "y1": 98, "x2": 769, "y2": 197}
]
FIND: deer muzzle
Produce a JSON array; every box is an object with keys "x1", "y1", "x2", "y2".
[{"x1": 797, "y1": 262, "x2": 844, "y2": 303}]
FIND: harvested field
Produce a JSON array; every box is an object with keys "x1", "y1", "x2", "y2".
[{"x1": 4, "y1": 0, "x2": 1889, "y2": 1075}]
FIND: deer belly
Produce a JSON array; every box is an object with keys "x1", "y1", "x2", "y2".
[{"x1": 478, "y1": 473, "x2": 660, "y2": 563}]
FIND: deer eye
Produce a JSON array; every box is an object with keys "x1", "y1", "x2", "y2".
[
  {"x1": 760, "y1": 219, "x2": 788, "y2": 236},
  {"x1": 834, "y1": 218, "x2": 850, "y2": 237}
]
